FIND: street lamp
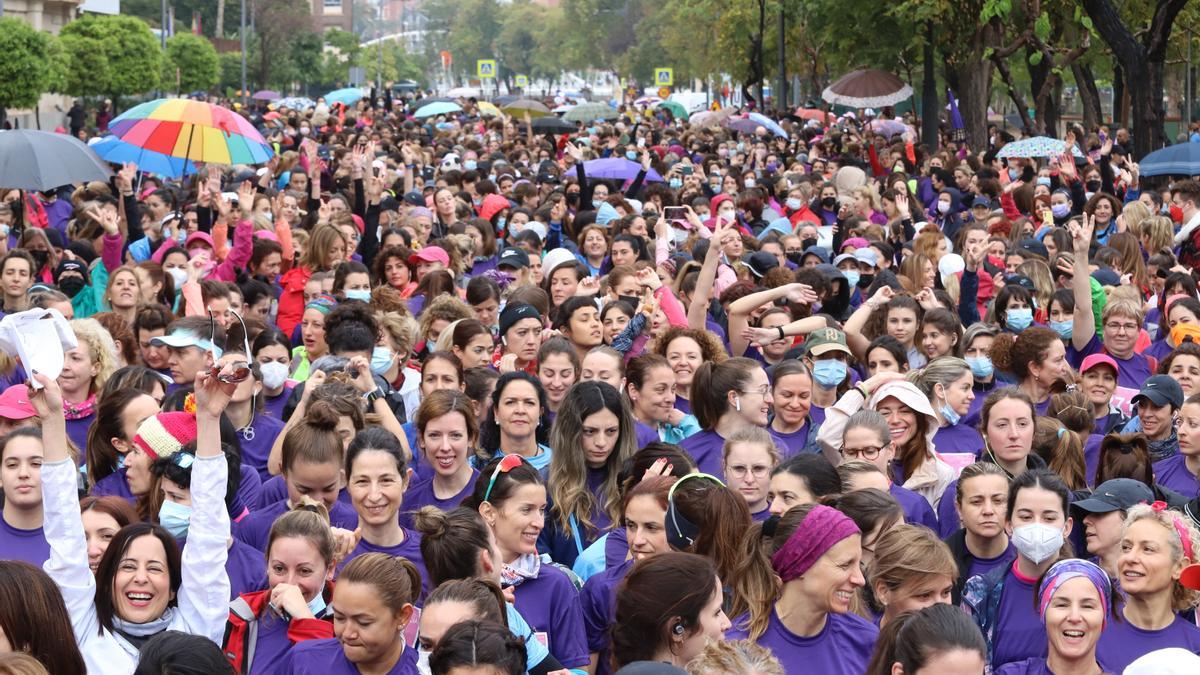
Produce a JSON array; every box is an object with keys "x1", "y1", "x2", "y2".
[{"x1": 240, "y1": 0, "x2": 247, "y2": 106}]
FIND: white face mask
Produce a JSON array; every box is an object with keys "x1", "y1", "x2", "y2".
[
  {"x1": 166, "y1": 266, "x2": 188, "y2": 288},
  {"x1": 259, "y1": 361, "x2": 288, "y2": 390},
  {"x1": 1011, "y1": 522, "x2": 1064, "y2": 564},
  {"x1": 936, "y1": 201, "x2": 951, "y2": 214}
]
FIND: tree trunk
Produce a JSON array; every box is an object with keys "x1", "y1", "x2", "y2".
[
  {"x1": 1112, "y1": 61, "x2": 1126, "y2": 127},
  {"x1": 1073, "y1": 62, "x2": 1103, "y2": 131},
  {"x1": 215, "y1": 0, "x2": 225, "y2": 39},
  {"x1": 994, "y1": 56, "x2": 1034, "y2": 133},
  {"x1": 955, "y1": 58, "x2": 992, "y2": 151},
  {"x1": 776, "y1": 7, "x2": 787, "y2": 114},
  {"x1": 921, "y1": 22, "x2": 938, "y2": 150}
]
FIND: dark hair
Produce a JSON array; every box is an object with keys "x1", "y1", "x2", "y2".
[
  {"x1": 252, "y1": 327, "x2": 292, "y2": 360},
  {"x1": 990, "y1": 326, "x2": 1060, "y2": 379},
  {"x1": 691, "y1": 357, "x2": 761, "y2": 428},
  {"x1": 1006, "y1": 468, "x2": 1071, "y2": 522},
  {"x1": 465, "y1": 274, "x2": 502, "y2": 306},
  {"x1": 771, "y1": 453, "x2": 842, "y2": 499},
  {"x1": 617, "y1": 442, "x2": 697, "y2": 492},
  {"x1": 429, "y1": 620, "x2": 526, "y2": 675},
  {"x1": 423, "y1": 351, "x2": 465, "y2": 387},
  {"x1": 414, "y1": 506, "x2": 493, "y2": 586},
  {"x1": 133, "y1": 303, "x2": 175, "y2": 338},
  {"x1": 478, "y1": 371, "x2": 550, "y2": 458},
  {"x1": 87, "y1": 387, "x2": 157, "y2": 486},
  {"x1": 345, "y1": 427, "x2": 407, "y2": 477},
  {"x1": 239, "y1": 278, "x2": 273, "y2": 313},
  {"x1": 424, "y1": 578, "x2": 508, "y2": 630},
  {"x1": 416, "y1": 269, "x2": 457, "y2": 300},
  {"x1": 133, "y1": 630, "x2": 235, "y2": 675},
  {"x1": 449, "y1": 319, "x2": 492, "y2": 354},
  {"x1": 338, "y1": 552, "x2": 421, "y2": 614},
  {"x1": 823, "y1": 488, "x2": 903, "y2": 543},
  {"x1": 553, "y1": 295, "x2": 599, "y2": 331},
  {"x1": 150, "y1": 443, "x2": 242, "y2": 514},
  {"x1": 865, "y1": 335, "x2": 908, "y2": 372},
  {"x1": 1095, "y1": 433, "x2": 1154, "y2": 487},
  {"x1": 95, "y1": 523, "x2": 183, "y2": 635},
  {"x1": 611, "y1": 552, "x2": 721, "y2": 668},
  {"x1": 331, "y1": 260, "x2": 371, "y2": 296},
  {"x1": 323, "y1": 302, "x2": 379, "y2": 355},
  {"x1": 463, "y1": 456, "x2": 543, "y2": 511},
  {"x1": 0, "y1": 561, "x2": 88, "y2": 675},
  {"x1": 864, "y1": 604, "x2": 985, "y2": 675}
]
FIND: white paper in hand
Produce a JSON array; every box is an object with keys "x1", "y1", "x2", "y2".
[{"x1": 0, "y1": 308, "x2": 78, "y2": 388}]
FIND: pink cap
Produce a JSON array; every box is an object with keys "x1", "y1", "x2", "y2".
[
  {"x1": 409, "y1": 246, "x2": 450, "y2": 267},
  {"x1": 185, "y1": 232, "x2": 214, "y2": 250},
  {"x1": 1080, "y1": 353, "x2": 1119, "y2": 375},
  {"x1": 252, "y1": 230, "x2": 279, "y2": 242},
  {"x1": 0, "y1": 385, "x2": 36, "y2": 421}
]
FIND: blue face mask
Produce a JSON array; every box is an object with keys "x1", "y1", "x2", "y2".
[
  {"x1": 371, "y1": 345, "x2": 394, "y2": 375},
  {"x1": 737, "y1": 142, "x2": 745, "y2": 152},
  {"x1": 966, "y1": 356, "x2": 994, "y2": 379},
  {"x1": 812, "y1": 359, "x2": 847, "y2": 388},
  {"x1": 496, "y1": 216, "x2": 507, "y2": 231},
  {"x1": 1049, "y1": 319, "x2": 1073, "y2": 340},
  {"x1": 1005, "y1": 307, "x2": 1033, "y2": 332},
  {"x1": 344, "y1": 289, "x2": 371, "y2": 303},
  {"x1": 786, "y1": 198, "x2": 803, "y2": 210},
  {"x1": 593, "y1": 199, "x2": 604, "y2": 209},
  {"x1": 306, "y1": 590, "x2": 327, "y2": 618},
  {"x1": 1036, "y1": 176, "x2": 1052, "y2": 187},
  {"x1": 158, "y1": 500, "x2": 192, "y2": 540},
  {"x1": 625, "y1": 151, "x2": 638, "y2": 161},
  {"x1": 842, "y1": 270, "x2": 860, "y2": 289},
  {"x1": 936, "y1": 385, "x2": 961, "y2": 425},
  {"x1": 669, "y1": 178, "x2": 683, "y2": 189},
  {"x1": 464, "y1": 160, "x2": 478, "y2": 171},
  {"x1": 116, "y1": 453, "x2": 127, "y2": 470}
]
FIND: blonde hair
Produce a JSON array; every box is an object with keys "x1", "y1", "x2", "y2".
[
  {"x1": 301, "y1": 225, "x2": 348, "y2": 271},
  {"x1": 686, "y1": 639, "x2": 783, "y2": 675},
  {"x1": 1122, "y1": 503, "x2": 1200, "y2": 611},
  {"x1": 722, "y1": 426, "x2": 782, "y2": 466},
  {"x1": 1120, "y1": 200, "x2": 1154, "y2": 237},
  {"x1": 1016, "y1": 259, "x2": 1054, "y2": 313},
  {"x1": 868, "y1": 524, "x2": 957, "y2": 605},
  {"x1": 1101, "y1": 296, "x2": 1144, "y2": 325},
  {"x1": 377, "y1": 311, "x2": 418, "y2": 360},
  {"x1": 1141, "y1": 216, "x2": 1175, "y2": 255},
  {"x1": 68, "y1": 318, "x2": 118, "y2": 395}
]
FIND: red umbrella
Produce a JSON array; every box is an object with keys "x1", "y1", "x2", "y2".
[
  {"x1": 795, "y1": 108, "x2": 833, "y2": 123},
  {"x1": 821, "y1": 69, "x2": 913, "y2": 108}
]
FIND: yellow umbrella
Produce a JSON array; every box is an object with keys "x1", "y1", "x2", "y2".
[{"x1": 477, "y1": 101, "x2": 502, "y2": 117}]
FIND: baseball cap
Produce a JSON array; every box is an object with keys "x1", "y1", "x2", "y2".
[
  {"x1": 408, "y1": 246, "x2": 450, "y2": 267},
  {"x1": 853, "y1": 249, "x2": 879, "y2": 268},
  {"x1": 1004, "y1": 274, "x2": 1036, "y2": 295},
  {"x1": 805, "y1": 327, "x2": 851, "y2": 357},
  {"x1": 1091, "y1": 268, "x2": 1121, "y2": 287},
  {"x1": 0, "y1": 385, "x2": 36, "y2": 420},
  {"x1": 497, "y1": 247, "x2": 530, "y2": 270},
  {"x1": 1079, "y1": 353, "x2": 1119, "y2": 376},
  {"x1": 499, "y1": 302, "x2": 541, "y2": 337},
  {"x1": 541, "y1": 248, "x2": 577, "y2": 278},
  {"x1": 402, "y1": 191, "x2": 425, "y2": 207},
  {"x1": 832, "y1": 253, "x2": 857, "y2": 268},
  {"x1": 1071, "y1": 478, "x2": 1153, "y2": 515},
  {"x1": 184, "y1": 232, "x2": 215, "y2": 250},
  {"x1": 1132, "y1": 374, "x2": 1184, "y2": 409},
  {"x1": 746, "y1": 251, "x2": 779, "y2": 278},
  {"x1": 971, "y1": 196, "x2": 992, "y2": 209},
  {"x1": 150, "y1": 326, "x2": 222, "y2": 357},
  {"x1": 1017, "y1": 238, "x2": 1049, "y2": 259}
]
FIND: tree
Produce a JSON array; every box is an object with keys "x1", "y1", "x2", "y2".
[
  {"x1": 1082, "y1": 0, "x2": 1188, "y2": 157},
  {"x1": 44, "y1": 34, "x2": 70, "y2": 97},
  {"x1": 59, "y1": 15, "x2": 161, "y2": 102},
  {"x1": 0, "y1": 17, "x2": 50, "y2": 112},
  {"x1": 251, "y1": 0, "x2": 313, "y2": 88},
  {"x1": 165, "y1": 33, "x2": 221, "y2": 93}
]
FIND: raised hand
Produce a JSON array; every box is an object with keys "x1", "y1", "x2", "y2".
[
  {"x1": 564, "y1": 141, "x2": 583, "y2": 162},
  {"x1": 635, "y1": 267, "x2": 662, "y2": 291},
  {"x1": 784, "y1": 282, "x2": 819, "y2": 305},
  {"x1": 575, "y1": 275, "x2": 601, "y2": 297},
  {"x1": 742, "y1": 325, "x2": 785, "y2": 348},
  {"x1": 237, "y1": 181, "x2": 255, "y2": 218},
  {"x1": 867, "y1": 285, "x2": 895, "y2": 309},
  {"x1": 193, "y1": 361, "x2": 238, "y2": 418},
  {"x1": 116, "y1": 162, "x2": 138, "y2": 193},
  {"x1": 26, "y1": 372, "x2": 63, "y2": 415}
]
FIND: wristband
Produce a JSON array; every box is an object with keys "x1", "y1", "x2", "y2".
[
  {"x1": 854, "y1": 385, "x2": 870, "y2": 399},
  {"x1": 776, "y1": 326, "x2": 786, "y2": 341}
]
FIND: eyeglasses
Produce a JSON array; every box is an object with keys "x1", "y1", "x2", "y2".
[
  {"x1": 483, "y1": 454, "x2": 525, "y2": 502},
  {"x1": 726, "y1": 464, "x2": 771, "y2": 479},
  {"x1": 840, "y1": 445, "x2": 885, "y2": 461},
  {"x1": 1104, "y1": 322, "x2": 1139, "y2": 334},
  {"x1": 210, "y1": 308, "x2": 252, "y2": 384},
  {"x1": 739, "y1": 385, "x2": 771, "y2": 397}
]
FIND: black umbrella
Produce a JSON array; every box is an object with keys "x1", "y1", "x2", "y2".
[
  {"x1": 0, "y1": 130, "x2": 113, "y2": 191},
  {"x1": 493, "y1": 95, "x2": 520, "y2": 107},
  {"x1": 413, "y1": 97, "x2": 455, "y2": 110},
  {"x1": 531, "y1": 116, "x2": 576, "y2": 134}
]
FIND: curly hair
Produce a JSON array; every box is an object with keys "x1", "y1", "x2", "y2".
[
  {"x1": 989, "y1": 326, "x2": 1060, "y2": 380},
  {"x1": 1122, "y1": 503, "x2": 1200, "y2": 611},
  {"x1": 652, "y1": 326, "x2": 729, "y2": 364},
  {"x1": 418, "y1": 294, "x2": 475, "y2": 344},
  {"x1": 67, "y1": 318, "x2": 119, "y2": 395}
]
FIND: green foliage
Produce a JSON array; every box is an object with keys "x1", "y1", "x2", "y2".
[
  {"x1": 44, "y1": 34, "x2": 69, "y2": 96},
  {"x1": 359, "y1": 42, "x2": 424, "y2": 85},
  {"x1": 0, "y1": 17, "x2": 50, "y2": 110},
  {"x1": 218, "y1": 51, "x2": 244, "y2": 93},
  {"x1": 165, "y1": 33, "x2": 221, "y2": 93},
  {"x1": 60, "y1": 15, "x2": 161, "y2": 98}
]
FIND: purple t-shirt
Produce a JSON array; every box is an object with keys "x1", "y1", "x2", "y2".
[
  {"x1": 965, "y1": 542, "x2": 1016, "y2": 580},
  {"x1": 1144, "y1": 337, "x2": 1173, "y2": 362},
  {"x1": 338, "y1": 530, "x2": 429, "y2": 602},
  {"x1": 89, "y1": 462, "x2": 261, "y2": 522},
  {"x1": 679, "y1": 429, "x2": 729, "y2": 480},
  {"x1": 247, "y1": 609, "x2": 317, "y2": 675},
  {"x1": 512, "y1": 564, "x2": 590, "y2": 668},
  {"x1": 399, "y1": 471, "x2": 477, "y2": 529},
  {"x1": 279, "y1": 637, "x2": 418, "y2": 674},
  {"x1": 936, "y1": 479, "x2": 962, "y2": 539},
  {"x1": 224, "y1": 538, "x2": 267, "y2": 600},
  {"x1": 237, "y1": 414, "x2": 286, "y2": 481},
  {"x1": 1069, "y1": 335, "x2": 1152, "y2": 416},
  {"x1": 66, "y1": 415, "x2": 93, "y2": 463},
  {"x1": 728, "y1": 609, "x2": 879, "y2": 675},
  {"x1": 810, "y1": 405, "x2": 827, "y2": 426},
  {"x1": 580, "y1": 558, "x2": 634, "y2": 675},
  {"x1": 771, "y1": 420, "x2": 814, "y2": 458},
  {"x1": 257, "y1": 476, "x2": 353, "y2": 510},
  {"x1": 891, "y1": 484, "x2": 937, "y2": 531},
  {"x1": 262, "y1": 387, "x2": 294, "y2": 422},
  {"x1": 605, "y1": 527, "x2": 628, "y2": 568},
  {"x1": 751, "y1": 505, "x2": 772, "y2": 522},
  {"x1": 0, "y1": 514, "x2": 49, "y2": 566},
  {"x1": 91, "y1": 468, "x2": 135, "y2": 500},
  {"x1": 1084, "y1": 434, "x2": 1103, "y2": 486},
  {"x1": 674, "y1": 395, "x2": 692, "y2": 417},
  {"x1": 236, "y1": 499, "x2": 359, "y2": 552},
  {"x1": 933, "y1": 422, "x2": 985, "y2": 457},
  {"x1": 1096, "y1": 614, "x2": 1200, "y2": 673},
  {"x1": 634, "y1": 421, "x2": 660, "y2": 450},
  {"x1": 991, "y1": 567, "x2": 1047, "y2": 668},
  {"x1": 1153, "y1": 453, "x2": 1200, "y2": 499}
]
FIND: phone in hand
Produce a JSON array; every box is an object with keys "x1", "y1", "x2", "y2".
[
  {"x1": 680, "y1": 165, "x2": 693, "y2": 176},
  {"x1": 637, "y1": 137, "x2": 645, "y2": 148},
  {"x1": 663, "y1": 206, "x2": 687, "y2": 222}
]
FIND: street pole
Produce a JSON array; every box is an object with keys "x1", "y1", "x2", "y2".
[
  {"x1": 161, "y1": 0, "x2": 167, "y2": 49},
  {"x1": 240, "y1": 0, "x2": 247, "y2": 106},
  {"x1": 377, "y1": 1, "x2": 383, "y2": 93},
  {"x1": 777, "y1": 6, "x2": 786, "y2": 114}
]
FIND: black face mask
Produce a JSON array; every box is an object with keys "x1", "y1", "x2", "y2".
[
  {"x1": 617, "y1": 294, "x2": 640, "y2": 308},
  {"x1": 58, "y1": 275, "x2": 85, "y2": 298},
  {"x1": 565, "y1": 192, "x2": 579, "y2": 207},
  {"x1": 29, "y1": 249, "x2": 49, "y2": 270},
  {"x1": 786, "y1": 251, "x2": 804, "y2": 265},
  {"x1": 857, "y1": 274, "x2": 874, "y2": 289},
  {"x1": 1086, "y1": 180, "x2": 1102, "y2": 192},
  {"x1": 801, "y1": 238, "x2": 818, "y2": 250},
  {"x1": 821, "y1": 197, "x2": 837, "y2": 209}
]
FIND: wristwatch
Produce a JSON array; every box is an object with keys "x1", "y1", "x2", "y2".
[{"x1": 363, "y1": 387, "x2": 385, "y2": 404}]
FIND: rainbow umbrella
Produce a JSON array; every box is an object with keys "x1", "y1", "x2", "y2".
[
  {"x1": 108, "y1": 98, "x2": 273, "y2": 166},
  {"x1": 91, "y1": 136, "x2": 197, "y2": 178}
]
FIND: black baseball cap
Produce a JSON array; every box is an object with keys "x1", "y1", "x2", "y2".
[
  {"x1": 497, "y1": 247, "x2": 530, "y2": 270},
  {"x1": 746, "y1": 250, "x2": 779, "y2": 278},
  {"x1": 1132, "y1": 374, "x2": 1185, "y2": 409},
  {"x1": 1072, "y1": 478, "x2": 1154, "y2": 515}
]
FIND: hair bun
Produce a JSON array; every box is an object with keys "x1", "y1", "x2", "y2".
[
  {"x1": 411, "y1": 506, "x2": 448, "y2": 539},
  {"x1": 305, "y1": 400, "x2": 341, "y2": 429}
]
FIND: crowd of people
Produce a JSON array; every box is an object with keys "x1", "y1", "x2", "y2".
[{"x1": 3, "y1": 90, "x2": 1200, "y2": 675}]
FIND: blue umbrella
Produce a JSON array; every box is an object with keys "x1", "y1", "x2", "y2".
[
  {"x1": 747, "y1": 112, "x2": 788, "y2": 138},
  {"x1": 996, "y1": 136, "x2": 1085, "y2": 159},
  {"x1": 91, "y1": 136, "x2": 196, "y2": 179},
  {"x1": 583, "y1": 158, "x2": 664, "y2": 182},
  {"x1": 277, "y1": 96, "x2": 316, "y2": 110},
  {"x1": 325, "y1": 87, "x2": 365, "y2": 106},
  {"x1": 413, "y1": 101, "x2": 463, "y2": 119},
  {"x1": 1139, "y1": 141, "x2": 1200, "y2": 177}
]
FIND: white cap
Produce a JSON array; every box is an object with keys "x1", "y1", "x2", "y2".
[
  {"x1": 626, "y1": 198, "x2": 643, "y2": 214},
  {"x1": 938, "y1": 253, "x2": 965, "y2": 283},
  {"x1": 1123, "y1": 648, "x2": 1200, "y2": 675},
  {"x1": 541, "y1": 248, "x2": 577, "y2": 277},
  {"x1": 524, "y1": 222, "x2": 547, "y2": 241}
]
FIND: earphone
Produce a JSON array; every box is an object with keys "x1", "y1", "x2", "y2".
[
  {"x1": 672, "y1": 623, "x2": 686, "y2": 636},
  {"x1": 734, "y1": 396, "x2": 741, "y2": 412}
]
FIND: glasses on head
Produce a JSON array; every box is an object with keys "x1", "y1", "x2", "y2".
[
  {"x1": 1104, "y1": 322, "x2": 1139, "y2": 334},
  {"x1": 210, "y1": 308, "x2": 252, "y2": 384},
  {"x1": 739, "y1": 384, "x2": 771, "y2": 397},
  {"x1": 840, "y1": 445, "x2": 885, "y2": 461},
  {"x1": 483, "y1": 454, "x2": 525, "y2": 502},
  {"x1": 726, "y1": 464, "x2": 771, "y2": 480}
]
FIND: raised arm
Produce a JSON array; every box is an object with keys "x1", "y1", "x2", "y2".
[
  {"x1": 687, "y1": 213, "x2": 729, "y2": 329},
  {"x1": 843, "y1": 286, "x2": 896, "y2": 361},
  {"x1": 1070, "y1": 214, "x2": 1097, "y2": 351},
  {"x1": 727, "y1": 283, "x2": 818, "y2": 357}
]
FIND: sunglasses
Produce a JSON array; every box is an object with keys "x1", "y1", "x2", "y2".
[
  {"x1": 209, "y1": 308, "x2": 252, "y2": 384},
  {"x1": 483, "y1": 454, "x2": 525, "y2": 502}
]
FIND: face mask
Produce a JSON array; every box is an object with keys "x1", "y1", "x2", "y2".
[
  {"x1": 617, "y1": 294, "x2": 641, "y2": 308},
  {"x1": 842, "y1": 270, "x2": 860, "y2": 289},
  {"x1": 966, "y1": 355, "x2": 994, "y2": 379},
  {"x1": 936, "y1": 201, "x2": 951, "y2": 214},
  {"x1": 786, "y1": 198, "x2": 803, "y2": 210},
  {"x1": 821, "y1": 197, "x2": 837, "y2": 210},
  {"x1": 417, "y1": 648, "x2": 432, "y2": 675},
  {"x1": 344, "y1": 289, "x2": 371, "y2": 303},
  {"x1": 1005, "y1": 307, "x2": 1033, "y2": 332},
  {"x1": 1086, "y1": 180, "x2": 1102, "y2": 192},
  {"x1": 464, "y1": 160, "x2": 477, "y2": 171},
  {"x1": 0, "y1": 224, "x2": 9, "y2": 238},
  {"x1": 812, "y1": 359, "x2": 847, "y2": 388},
  {"x1": 786, "y1": 251, "x2": 803, "y2": 265},
  {"x1": 736, "y1": 142, "x2": 745, "y2": 152},
  {"x1": 497, "y1": 216, "x2": 507, "y2": 231},
  {"x1": 167, "y1": 266, "x2": 188, "y2": 288},
  {"x1": 718, "y1": 211, "x2": 735, "y2": 224},
  {"x1": 765, "y1": 162, "x2": 778, "y2": 172},
  {"x1": 711, "y1": 169, "x2": 721, "y2": 178},
  {"x1": 299, "y1": 127, "x2": 310, "y2": 135},
  {"x1": 625, "y1": 151, "x2": 638, "y2": 161},
  {"x1": 1085, "y1": 192, "x2": 1096, "y2": 201},
  {"x1": 939, "y1": 401, "x2": 961, "y2": 426},
  {"x1": 593, "y1": 199, "x2": 604, "y2": 209},
  {"x1": 371, "y1": 345, "x2": 394, "y2": 375},
  {"x1": 587, "y1": 127, "x2": 598, "y2": 135},
  {"x1": 116, "y1": 453, "x2": 127, "y2": 470},
  {"x1": 259, "y1": 361, "x2": 288, "y2": 390},
  {"x1": 306, "y1": 590, "x2": 327, "y2": 618},
  {"x1": 858, "y1": 273, "x2": 874, "y2": 289},
  {"x1": 669, "y1": 178, "x2": 683, "y2": 189},
  {"x1": 59, "y1": 275, "x2": 85, "y2": 298},
  {"x1": 1051, "y1": 203, "x2": 1070, "y2": 218},
  {"x1": 743, "y1": 178, "x2": 756, "y2": 188},
  {"x1": 1049, "y1": 319, "x2": 1073, "y2": 340},
  {"x1": 1011, "y1": 522, "x2": 1064, "y2": 564},
  {"x1": 1008, "y1": 168, "x2": 1019, "y2": 181},
  {"x1": 29, "y1": 249, "x2": 48, "y2": 269},
  {"x1": 718, "y1": 148, "x2": 728, "y2": 158},
  {"x1": 158, "y1": 500, "x2": 192, "y2": 540},
  {"x1": 801, "y1": 238, "x2": 818, "y2": 251},
  {"x1": 1036, "y1": 177, "x2": 1052, "y2": 187}
]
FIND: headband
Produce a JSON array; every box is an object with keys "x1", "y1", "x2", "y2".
[
  {"x1": 666, "y1": 473, "x2": 725, "y2": 550},
  {"x1": 770, "y1": 505, "x2": 861, "y2": 582},
  {"x1": 1153, "y1": 501, "x2": 1196, "y2": 561},
  {"x1": 1038, "y1": 559, "x2": 1112, "y2": 629}
]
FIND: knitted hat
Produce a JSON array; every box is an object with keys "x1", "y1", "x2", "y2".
[{"x1": 132, "y1": 411, "x2": 197, "y2": 461}]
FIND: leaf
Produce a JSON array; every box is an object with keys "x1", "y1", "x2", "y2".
[
  {"x1": 1081, "y1": 16, "x2": 1093, "y2": 32},
  {"x1": 1035, "y1": 12, "x2": 1051, "y2": 41},
  {"x1": 1029, "y1": 51, "x2": 1044, "y2": 66}
]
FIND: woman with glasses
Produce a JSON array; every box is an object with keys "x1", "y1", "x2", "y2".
[
  {"x1": 721, "y1": 426, "x2": 780, "y2": 522},
  {"x1": 836, "y1": 410, "x2": 938, "y2": 530},
  {"x1": 680, "y1": 357, "x2": 774, "y2": 481}
]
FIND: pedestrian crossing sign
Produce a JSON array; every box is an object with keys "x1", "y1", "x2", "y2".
[
  {"x1": 477, "y1": 60, "x2": 497, "y2": 79},
  {"x1": 515, "y1": 75, "x2": 528, "y2": 87},
  {"x1": 655, "y1": 68, "x2": 673, "y2": 86}
]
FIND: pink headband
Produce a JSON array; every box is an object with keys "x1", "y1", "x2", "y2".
[
  {"x1": 1153, "y1": 501, "x2": 1195, "y2": 561},
  {"x1": 770, "y1": 505, "x2": 860, "y2": 582}
]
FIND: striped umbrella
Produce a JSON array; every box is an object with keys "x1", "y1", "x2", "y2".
[
  {"x1": 91, "y1": 136, "x2": 197, "y2": 178},
  {"x1": 108, "y1": 98, "x2": 273, "y2": 166}
]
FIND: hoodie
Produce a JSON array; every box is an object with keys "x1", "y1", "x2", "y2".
[{"x1": 932, "y1": 187, "x2": 966, "y2": 241}]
